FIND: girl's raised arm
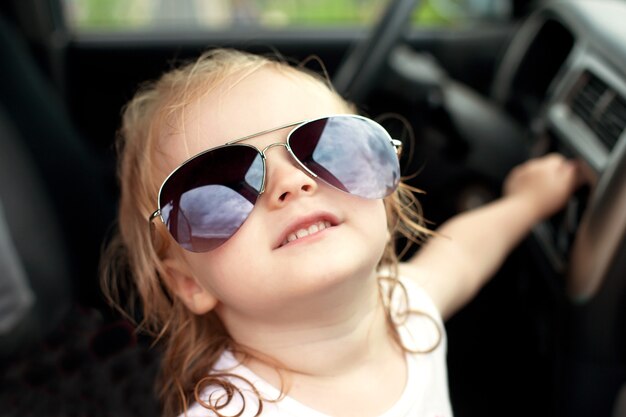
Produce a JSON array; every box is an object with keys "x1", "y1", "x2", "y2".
[{"x1": 401, "y1": 153, "x2": 581, "y2": 320}]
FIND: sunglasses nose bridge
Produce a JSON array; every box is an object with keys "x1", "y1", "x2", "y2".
[
  {"x1": 260, "y1": 141, "x2": 289, "y2": 156},
  {"x1": 260, "y1": 141, "x2": 301, "y2": 172},
  {"x1": 257, "y1": 141, "x2": 319, "y2": 195},
  {"x1": 256, "y1": 142, "x2": 290, "y2": 196},
  {"x1": 260, "y1": 141, "x2": 310, "y2": 175}
]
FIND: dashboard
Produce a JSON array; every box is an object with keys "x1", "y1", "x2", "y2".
[{"x1": 493, "y1": 0, "x2": 626, "y2": 304}]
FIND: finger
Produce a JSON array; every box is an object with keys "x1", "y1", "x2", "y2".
[
  {"x1": 570, "y1": 160, "x2": 587, "y2": 188},
  {"x1": 557, "y1": 159, "x2": 585, "y2": 194}
]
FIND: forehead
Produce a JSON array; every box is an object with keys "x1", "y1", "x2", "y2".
[{"x1": 157, "y1": 67, "x2": 350, "y2": 172}]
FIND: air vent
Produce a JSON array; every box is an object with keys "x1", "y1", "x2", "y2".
[{"x1": 570, "y1": 71, "x2": 626, "y2": 150}]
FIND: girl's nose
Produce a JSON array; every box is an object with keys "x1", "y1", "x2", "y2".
[{"x1": 261, "y1": 145, "x2": 318, "y2": 207}]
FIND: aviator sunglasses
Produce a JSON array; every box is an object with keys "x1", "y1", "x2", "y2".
[{"x1": 150, "y1": 114, "x2": 403, "y2": 252}]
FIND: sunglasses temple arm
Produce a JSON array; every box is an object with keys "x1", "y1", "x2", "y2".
[{"x1": 149, "y1": 209, "x2": 161, "y2": 224}]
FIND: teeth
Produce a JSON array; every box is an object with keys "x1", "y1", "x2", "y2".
[{"x1": 283, "y1": 221, "x2": 330, "y2": 246}]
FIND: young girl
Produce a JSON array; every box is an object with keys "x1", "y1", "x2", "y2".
[{"x1": 102, "y1": 48, "x2": 580, "y2": 417}]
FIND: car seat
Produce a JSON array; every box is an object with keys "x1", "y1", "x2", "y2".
[{"x1": 0, "y1": 12, "x2": 161, "y2": 416}]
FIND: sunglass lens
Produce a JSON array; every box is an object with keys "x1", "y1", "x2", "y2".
[
  {"x1": 159, "y1": 145, "x2": 263, "y2": 252},
  {"x1": 289, "y1": 116, "x2": 400, "y2": 199}
]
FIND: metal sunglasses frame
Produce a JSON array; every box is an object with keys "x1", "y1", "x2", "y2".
[{"x1": 149, "y1": 114, "x2": 403, "y2": 224}]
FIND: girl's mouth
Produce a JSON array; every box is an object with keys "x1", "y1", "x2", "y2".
[{"x1": 281, "y1": 220, "x2": 332, "y2": 247}]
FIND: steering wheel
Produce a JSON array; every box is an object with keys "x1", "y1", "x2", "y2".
[{"x1": 332, "y1": 0, "x2": 421, "y2": 104}]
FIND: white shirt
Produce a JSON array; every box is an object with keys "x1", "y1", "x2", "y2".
[{"x1": 183, "y1": 278, "x2": 453, "y2": 417}]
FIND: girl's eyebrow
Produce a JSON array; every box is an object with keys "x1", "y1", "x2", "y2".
[{"x1": 226, "y1": 120, "x2": 307, "y2": 145}]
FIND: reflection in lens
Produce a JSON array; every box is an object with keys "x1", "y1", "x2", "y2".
[
  {"x1": 172, "y1": 185, "x2": 253, "y2": 251},
  {"x1": 290, "y1": 116, "x2": 399, "y2": 199},
  {"x1": 244, "y1": 153, "x2": 264, "y2": 195},
  {"x1": 159, "y1": 145, "x2": 264, "y2": 252}
]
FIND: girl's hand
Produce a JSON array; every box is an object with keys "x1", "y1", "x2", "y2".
[{"x1": 503, "y1": 153, "x2": 581, "y2": 222}]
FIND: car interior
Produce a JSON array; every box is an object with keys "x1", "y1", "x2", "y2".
[{"x1": 0, "y1": 0, "x2": 624, "y2": 416}]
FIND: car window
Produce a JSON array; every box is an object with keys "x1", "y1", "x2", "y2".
[{"x1": 61, "y1": 0, "x2": 513, "y2": 33}]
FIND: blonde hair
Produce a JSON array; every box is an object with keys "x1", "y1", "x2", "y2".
[{"x1": 101, "y1": 48, "x2": 432, "y2": 417}]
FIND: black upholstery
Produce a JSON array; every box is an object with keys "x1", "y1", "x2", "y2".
[
  {"x1": 0, "y1": 13, "x2": 161, "y2": 416},
  {"x1": 0, "y1": 14, "x2": 114, "y2": 311},
  {"x1": 0, "y1": 104, "x2": 73, "y2": 353}
]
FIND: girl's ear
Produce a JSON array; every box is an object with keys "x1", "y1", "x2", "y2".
[{"x1": 162, "y1": 258, "x2": 218, "y2": 315}]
